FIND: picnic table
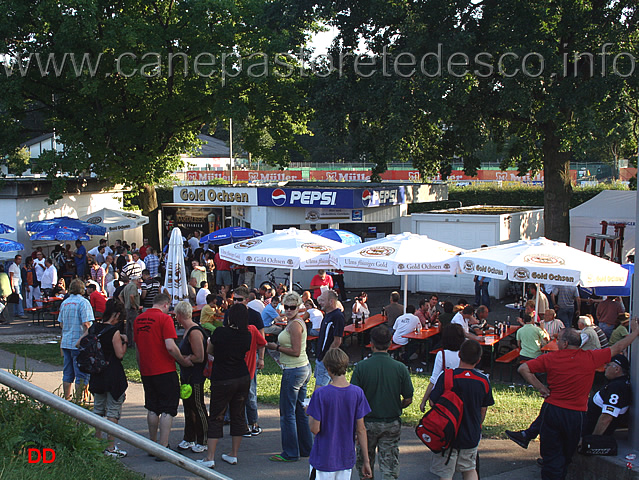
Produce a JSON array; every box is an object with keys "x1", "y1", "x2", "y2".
[
  {"x1": 345, "y1": 314, "x2": 388, "y2": 358},
  {"x1": 477, "y1": 325, "x2": 520, "y2": 371}
]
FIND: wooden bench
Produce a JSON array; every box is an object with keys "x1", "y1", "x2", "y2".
[
  {"x1": 25, "y1": 306, "x2": 43, "y2": 323},
  {"x1": 496, "y1": 348, "x2": 522, "y2": 382}
]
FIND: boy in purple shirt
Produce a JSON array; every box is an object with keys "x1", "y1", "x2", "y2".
[{"x1": 307, "y1": 348, "x2": 372, "y2": 479}]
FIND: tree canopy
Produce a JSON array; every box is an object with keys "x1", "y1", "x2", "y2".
[{"x1": 311, "y1": 0, "x2": 639, "y2": 242}]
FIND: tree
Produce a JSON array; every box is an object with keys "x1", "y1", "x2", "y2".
[
  {"x1": 0, "y1": 0, "x2": 313, "y2": 242},
  {"x1": 312, "y1": 0, "x2": 638, "y2": 242}
]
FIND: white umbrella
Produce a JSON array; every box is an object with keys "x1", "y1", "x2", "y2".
[
  {"x1": 219, "y1": 228, "x2": 346, "y2": 290},
  {"x1": 81, "y1": 208, "x2": 149, "y2": 233},
  {"x1": 164, "y1": 227, "x2": 189, "y2": 306},
  {"x1": 328, "y1": 232, "x2": 463, "y2": 312},
  {"x1": 458, "y1": 237, "x2": 630, "y2": 316}
]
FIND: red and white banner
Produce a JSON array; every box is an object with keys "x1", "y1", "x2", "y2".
[{"x1": 185, "y1": 169, "x2": 582, "y2": 183}]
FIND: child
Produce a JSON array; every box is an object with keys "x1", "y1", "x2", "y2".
[
  {"x1": 429, "y1": 340, "x2": 494, "y2": 480},
  {"x1": 306, "y1": 348, "x2": 373, "y2": 480}
]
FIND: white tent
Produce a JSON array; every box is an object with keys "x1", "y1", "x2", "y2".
[{"x1": 570, "y1": 190, "x2": 636, "y2": 262}]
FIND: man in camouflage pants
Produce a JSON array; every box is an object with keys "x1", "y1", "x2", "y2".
[{"x1": 352, "y1": 326, "x2": 414, "y2": 479}]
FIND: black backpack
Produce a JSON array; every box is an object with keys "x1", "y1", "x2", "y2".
[{"x1": 77, "y1": 325, "x2": 116, "y2": 374}]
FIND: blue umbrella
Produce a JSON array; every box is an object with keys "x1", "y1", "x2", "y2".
[
  {"x1": 312, "y1": 228, "x2": 362, "y2": 246},
  {"x1": 30, "y1": 227, "x2": 91, "y2": 242},
  {"x1": 0, "y1": 238, "x2": 24, "y2": 252},
  {"x1": 26, "y1": 216, "x2": 106, "y2": 236},
  {"x1": 0, "y1": 223, "x2": 16, "y2": 234},
  {"x1": 200, "y1": 227, "x2": 263, "y2": 245}
]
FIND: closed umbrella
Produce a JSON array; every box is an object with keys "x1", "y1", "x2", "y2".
[
  {"x1": 219, "y1": 228, "x2": 345, "y2": 290},
  {"x1": 200, "y1": 226, "x2": 263, "y2": 245},
  {"x1": 80, "y1": 208, "x2": 149, "y2": 233},
  {"x1": 329, "y1": 232, "x2": 463, "y2": 312},
  {"x1": 312, "y1": 228, "x2": 362, "y2": 246},
  {"x1": 164, "y1": 227, "x2": 189, "y2": 306}
]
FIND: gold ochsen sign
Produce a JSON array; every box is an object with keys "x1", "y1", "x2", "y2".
[{"x1": 180, "y1": 188, "x2": 249, "y2": 203}]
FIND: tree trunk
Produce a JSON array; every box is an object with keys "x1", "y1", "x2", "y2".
[
  {"x1": 138, "y1": 184, "x2": 160, "y2": 248},
  {"x1": 542, "y1": 124, "x2": 572, "y2": 243}
]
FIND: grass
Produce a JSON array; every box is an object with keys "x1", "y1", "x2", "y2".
[
  {"x1": 0, "y1": 366, "x2": 143, "y2": 480},
  {"x1": 0, "y1": 343, "x2": 543, "y2": 438}
]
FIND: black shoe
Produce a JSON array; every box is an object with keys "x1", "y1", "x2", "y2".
[
  {"x1": 505, "y1": 430, "x2": 529, "y2": 449},
  {"x1": 537, "y1": 458, "x2": 543, "y2": 467}
]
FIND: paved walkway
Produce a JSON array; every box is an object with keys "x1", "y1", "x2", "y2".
[{"x1": 0, "y1": 345, "x2": 541, "y2": 479}]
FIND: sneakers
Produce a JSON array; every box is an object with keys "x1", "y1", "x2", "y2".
[
  {"x1": 505, "y1": 430, "x2": 530, "y2": 449},
  {"x1": 178, "y1": 440, "x2": 195, "y2": 450},
  {"x1": 250, "y1": 425, "x2": 263, "y2": 436},
  {"x1": 197, "y1": 459, "x2": 215, "y2": 469},
  {"x1": 222, "y1": 453, "x2": 238, "y2": 465},
  {"x1": 191, "y1": 444, "x2": 208, "y2": 453},
  {"x1": 269, "y1": 454, "x2": 297, "y2": 462},
  {"x1": 104, "y1": 446, "x2": 127, "y2": 458}
]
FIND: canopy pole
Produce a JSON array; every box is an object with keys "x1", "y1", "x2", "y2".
[
  {"x1": 403, "y1": 274, "x2": 408, "y2": 314},
  {"x1": 534, "y1": 283, "x2": 540, "y2": 322},
  {"x1": 289, "y1": 268, "x2": 294, "y2": 293}
]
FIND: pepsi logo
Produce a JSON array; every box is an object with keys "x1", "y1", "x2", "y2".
[
  {"x1": 362, "y1": 189, "x2": 372, "y2": 206},
  {"x1": 271, "y1": 188, "x2": 286, "y2": 206}
]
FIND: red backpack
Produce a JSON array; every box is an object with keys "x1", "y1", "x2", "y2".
[{"x1": 415, "y1": 368, "x2": 464, "y2": 453}]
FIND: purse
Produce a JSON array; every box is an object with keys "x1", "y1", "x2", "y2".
[{"x1": 6, "y1": 292, "x2": 19, "y2": 304}]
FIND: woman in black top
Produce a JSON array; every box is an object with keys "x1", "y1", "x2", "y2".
[
  {"x1": 175, "y1": 301, "x2": 208, "y2": 453},
  {"x1": 198, "y1": 303, "x2": 252, "y2": 469},
  {"x1": 82, "y1": 299, "x2": 128, "y2": 457}
]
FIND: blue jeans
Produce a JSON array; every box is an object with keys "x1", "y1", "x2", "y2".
[
  {"x1": 599, "y1": 323, "x2": 614, "y2": 339},
  {"x1": 314, "y1": 359, "x2": 330, "y2": 387},
  {"x1": 556, "y1": 307, "x2": 574, "y2": 328},
  {"x1": 279, "y1": 364, "x2": 313, "y2": 460},
  {"x1": 62, "y1": 348, "x2": 90, "y2": 385},
  {"x1": 11, "y1": 295, "x2": 24, "y2": 317},
  {"x1": 245, "y1": 370, "x2": 258, "y2": 425}
]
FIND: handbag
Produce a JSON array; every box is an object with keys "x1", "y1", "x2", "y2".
[
  {"x1": 6, "y1": 292, "x2": 19, "y2": 304},
  {"x1": 579, "y1": 435, "x2": 617, "y2": 456}
]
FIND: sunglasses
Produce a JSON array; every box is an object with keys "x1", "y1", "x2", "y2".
[
  {"x1": 283, "y1": 304, "x2": 298, "y2": 311},
  {"x1": 234, "y1": 297, "x2": 244, "y2": 302}
]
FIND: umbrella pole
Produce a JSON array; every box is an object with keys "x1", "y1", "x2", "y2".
[
  {"x1": 535, "y1": 283, "x2": 540, "y2": 322},
  {"x1": 289, "y1": 268, "x2": 294, "y2": 293},
  {"x1": 403, "y1": 274, "x2": 408, "y2": 314}
]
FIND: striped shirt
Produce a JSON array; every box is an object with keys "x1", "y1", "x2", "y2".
[{"x1": 144, "y1": 254, "x2": 160, "y2": 277}]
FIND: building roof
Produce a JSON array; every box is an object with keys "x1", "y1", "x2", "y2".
[
  {"x1": 20, "y1": 133, "x2": 55, "y2": 148},
  {"x1": 193, "y1": 134, "x2": 230, "y2": 158}
]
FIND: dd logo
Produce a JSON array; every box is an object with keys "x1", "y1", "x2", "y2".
[{"x1": 27, "y1": 448, "x2": 56, "y2": 463}]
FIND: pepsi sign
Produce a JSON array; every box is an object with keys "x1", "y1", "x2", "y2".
[
  {"x1": 355, "y1": 187, "x2": 406, "y2": 207},
  {"x1": 258, "y1": 188, "x2": 352, "y2": 208}
]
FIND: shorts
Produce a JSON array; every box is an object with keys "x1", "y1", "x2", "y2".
[
  {"x1": 62, "y1": 348, "x2": 90, "y2": 385},
  {"x1": 94, "y1": 392, "x2": 126, "y2": 420},
  {"x1": 430, "y1": 446, "x2": 478, "y2": 478},
  {"x1": 142, "y1": 371, "x2": 180, "y2": 416},
  {"x1": 309, "y1": 466, "x2": 352, "y2": 480}
]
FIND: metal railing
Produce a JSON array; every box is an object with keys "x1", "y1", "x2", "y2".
[{"x1": 0, "y1": 370, "x2": 232, "y2": 480}]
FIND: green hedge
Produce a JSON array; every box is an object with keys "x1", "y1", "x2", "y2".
[{"x1": 409, "y1": 183, "x2": 629, "y2": 213}]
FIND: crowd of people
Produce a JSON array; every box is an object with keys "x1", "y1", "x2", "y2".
[{"x1": 1, "y1": 232, "x2": 635, "y2": 480}]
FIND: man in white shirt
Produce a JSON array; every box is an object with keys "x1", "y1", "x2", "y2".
[
  {"x1": 33, "y1": 250, "x2": 46, "y2": 300},
  {"x1": 392, "y1": 305, "x2": 421, "y2": 365},
  {"x1": 451, "y1": 305, "x2": 481, "y2": 340},
  {"x1": 40, "y1": 258, "x2": 58, "y2": 296},
  {"x1": 132, "y1": 252, "x2": 146, "y2": 272},
  {"x1": 247, "y1": 292, "x2": 265, "y2": 314},
  {"x1": 8, "y1": 254, "x2": 25, "y2": 318},
  {"x1": 188, "y1": 231, "x2": 201, "y2": 255},
  {"x1": 195, "y1": 281, "x2": 211, "y2": 306}
]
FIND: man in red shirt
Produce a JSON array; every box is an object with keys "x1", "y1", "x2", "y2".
[
  {"x1": 310, "y1": 269, "x2": 333, "y2": 300},
  {"x1": 134, "y1": 293, "x2": 192, "y2": 451},
  {"x1": 87, "y1": 283, "x2": 107, "y2": 316},
  {"x1": 595, "y1": 296, "x2": 625, "y2": 339},
  {"x1": 519, "y1": 318, "x2": 639, "y2": 480}
]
